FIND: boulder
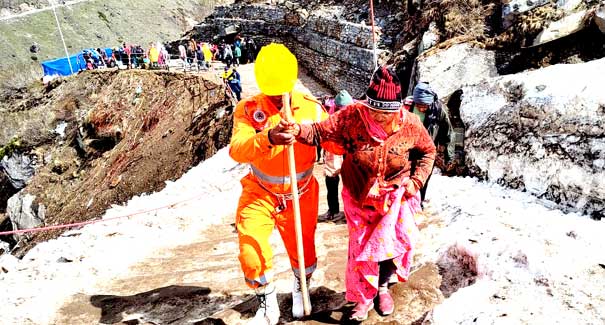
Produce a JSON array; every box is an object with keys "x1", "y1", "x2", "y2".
[
  {"x1": 7, "y1": 191, "x2": 45, "y2": 242},
  {"x1": 0, "y1": 240, "x2": 9, "y2": 255},
  {"x1": 502, "y1": 0, "x2": 550, "y2": 29},
  {"x1": 532, "y1": 10, "x2": 589, "y2": 47},
  {"x1": 0, "y1": 152, "x2": 36, "y2": 190},
  {"x1": 460, "y1": 57, "x2": 605, "y2": 219},
  {"x1": 0, "y1": 8, "x2": 11, "y2": 17},
  {"x1": 557, "y1": 0, "x2": 583, "y2": 12},
  {"x1": 415, "y1": 43, "x2": 498, "y2": 100},
  {"x1": 596, "y1": 5, "x2": 605, "y2": 34},
  {"x1": 0, "y1": 172, "x2": 18, "y2": 213},
  {"x1": 18, "y1": 3, "x2": 32, "y2": 12},
  {"x1": 418, "y1": 22, "x2": 439, "y2": 55}
]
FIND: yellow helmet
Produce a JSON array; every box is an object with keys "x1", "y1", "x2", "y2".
[{"x1": 254, "y1": 43, "x2": 298, "y2": 96}]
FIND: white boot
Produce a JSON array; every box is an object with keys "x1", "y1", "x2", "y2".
[
  {"x1": 292, "y1": 274, "x2": 312, "y2": 319},
  {"x1": 248, "y1": 283, "x2": 280, "y2": 325}
]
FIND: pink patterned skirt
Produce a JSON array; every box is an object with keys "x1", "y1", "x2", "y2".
[{"x1": 342, "y1": 182, "x2": 421, "y2": 304}]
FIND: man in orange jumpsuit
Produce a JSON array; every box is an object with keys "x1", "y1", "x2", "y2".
[{"x1": 229, "y1": 43, "x2": 327, "y2": 324}]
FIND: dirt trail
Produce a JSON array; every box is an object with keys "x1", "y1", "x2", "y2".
[{"x1": 54, "y1": 63, "x2": 442, "y2": 324}]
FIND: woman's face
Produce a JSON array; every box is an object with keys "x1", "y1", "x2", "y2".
[
  {"x1": 368, "y1": 108, "x2": 397, "y2": 125},
  {"x1": 415, "y1": 103, "x2": 430, "y2": 112}
]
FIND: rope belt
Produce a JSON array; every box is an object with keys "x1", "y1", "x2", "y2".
[{"x1": 250, "y1": 165, "x2": 314, "y2": 213}]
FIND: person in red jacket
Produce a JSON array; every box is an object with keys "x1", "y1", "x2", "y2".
[{"x1": 272, "y1": 66, "x2": 436, "y2": 321}]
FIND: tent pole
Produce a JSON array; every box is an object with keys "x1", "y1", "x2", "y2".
[{"x1": 50, "y1": 0, "x2": 74, "y2": 75}]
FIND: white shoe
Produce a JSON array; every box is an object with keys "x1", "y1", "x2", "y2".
[
  {"x1": 292, "y1": 274, "x2": 312, "y2": 319},
  {"x1": 249, "y1": 284, "x2": 280, "y2": 325}
]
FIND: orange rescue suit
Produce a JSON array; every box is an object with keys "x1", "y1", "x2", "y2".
[{"x1": 229, "y1": 90, "x2": 328, "y2": 288}]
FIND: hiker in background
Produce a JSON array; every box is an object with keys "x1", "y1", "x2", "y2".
[
  {"x1": 247, "y1": 38, "x2": 257, "y2": 63},
  {"x1": 274, "y1": 66, "x2": 436, "y2": 321},
  {"x1": 202, "y1": 43, "x2": 213, "y2": 69},
  {"x1": 217, "y1": 42, "x2": 225, "y2": 61},
  {"x1": 178, "y1": 43, "x2": 187, "y2": 70},
  {"x1": 405, "y1": 82, "x2": 454, "y2": 205},
  {"x1": 223, "y1": 45, "x2": 233, "y2": 68},
  {"x1": 229, "y1": 43, "x2": 328, "y2": 324},
  {"x1": 148, "y1": 43, "x2": 159, "y2": 68},
  {"x1": 234, "y1": 43, "x2": 242, "y2": 66},
  {"x1": 321, "y1": 90, "x2": 353, "y2": 220},
  {"x1": 96, "y1": 48, "x2": 107, "y2": 67},
  {"x1": 188, "y1": 38, "x2": 197, "y2": 63},
  {"x1": 211, "y1": 43, "x2": 219, "y2": 61},
  {"x1": 133, "y1": 45, "x2": 144, "y2": 68},
  {"x1": 160, "y1": 46, "x2": 169, "y2": 68},
  {"x1": 223, "y1": 66, "x2": 242, "y2": 101},
  {"x1": 83, "y1": 51, "x2": 95, "y2": 70},
  {"x1": 240, "y1": 38, "x2": 248, "y2": 64},
  {"x1": 196, "y1": 41, "x2": 204, "y2": 69},
  {"x1": 123, "y1": 43, "x2": 132, "y2": 68}
]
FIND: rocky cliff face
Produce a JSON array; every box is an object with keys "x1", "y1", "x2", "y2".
[
  {"x1": 408, "y1": 1, "x2": 605, "y2": 218},
  {"x1": 0, "y1": 69, "x2": 234, "y2": 252},
  {"x1": 460, "y1": 58, "x2": 605, "y2": 219},
  {"x1": 193, "y1": 2, "x2": 389, "y2": 97}
]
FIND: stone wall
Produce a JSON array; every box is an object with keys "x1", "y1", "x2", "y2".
[{"x1": 196, "y1": 3, "x2": 382, "y2": 96}]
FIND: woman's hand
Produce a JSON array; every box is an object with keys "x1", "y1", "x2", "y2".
[{"x1": 403, "y1": 178, "x2": 421, "y2": 198}]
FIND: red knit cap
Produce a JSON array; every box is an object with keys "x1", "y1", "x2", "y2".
[{"x1": 365, "y1": 66, "x2": 403, "y2": 111}]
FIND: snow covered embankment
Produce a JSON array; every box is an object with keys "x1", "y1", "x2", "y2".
[
  {"x1": 0, "y1": 148, "x2": 247, "y2": 324},
  {"x1": 421, "y1": 175, "x2": 605, "y2": 324}
]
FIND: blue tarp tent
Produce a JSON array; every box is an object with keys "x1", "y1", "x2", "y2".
[
  {"x1": 41, "y1": 47, "x2": 113, "y2": 76},
  {"x1": 41, "y1": 52, "x2": 85, "y2": 76}
]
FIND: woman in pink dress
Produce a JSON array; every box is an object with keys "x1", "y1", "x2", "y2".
[{"x1": 274, "y1": 66, "x2": 436, "y2": 321}]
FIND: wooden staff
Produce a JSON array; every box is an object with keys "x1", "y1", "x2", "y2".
[{"x1": 282, "y1": 92, "x2": 311, "y2": 316}]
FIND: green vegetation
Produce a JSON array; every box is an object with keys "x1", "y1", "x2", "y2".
[
  {"x1": 97, "y1": 11, "x2": 109, "y2": 25},
  {"x1": 0, "y1": 138, "x2": 21, "y2": 161}
]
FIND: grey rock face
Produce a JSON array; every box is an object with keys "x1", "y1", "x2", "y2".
[
  {"x1": 0, "y1": 240, "x2": 9, "y2": 255},
  {"x1": 415, "y1": 43, "x2": 499, "y2": 100},
  {"x1": 556, "y1": 0, "x2": 583, "y2": 12},
  {"x1": 1, "y1": 153, "x2": 36, "y2": 190},
  {"x1": 596, "y1": 5, "x2": 605, "y2": 34},
  {"x1": 419, "y1": 22, "x2": 439, "y2": 55},
  {"x1": 502, "y1": 0, "x2": 551, "y2": 29},
  {"x1": 460, "y1": 58, "x2": 605, "y2": 218},
  {"x1": 197, "y1": 3, "x2": 380, "y2": 96},
  {"x1": 532, "y1": 10, "x2": 589, "y2": 47},
  {"x1": 7, "y1": 191, "x2": 45, "y2": 242}
]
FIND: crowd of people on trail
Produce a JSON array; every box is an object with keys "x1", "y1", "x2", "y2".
[
  {"x1": 78, "y1": 34, "x2": 260, "y2": 73},
  {"x1": 80, "y1": 42, "x2": 171, "y2": 71},
  {"x1": 228, "y1": 42, "x2": 455, "y2": 324},
  {"x1": 177, "y1": 35, "x2": 259, "y2": 71}
]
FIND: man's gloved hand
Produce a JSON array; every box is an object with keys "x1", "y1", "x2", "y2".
[{"x1": 268, "y1": 119, "x2": 299, "y2": 145}]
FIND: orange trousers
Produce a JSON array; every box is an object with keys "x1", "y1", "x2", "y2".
[{"x1": 236, "y1": 173, "x2": 319, "y2": 288}]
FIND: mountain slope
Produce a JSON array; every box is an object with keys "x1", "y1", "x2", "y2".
[{"x1": 0, "y1": 0, "x2": 229, "y2": 74}]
